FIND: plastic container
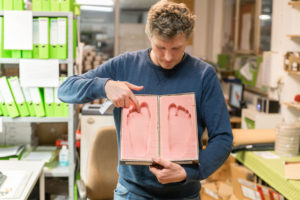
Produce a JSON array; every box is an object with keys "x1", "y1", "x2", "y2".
[
  {"x1": 275, "y1": 122, "x2": 300, "y2": 157},
  {"x1": 59, "y1": 145, "x2": 69, "y2": 167}
]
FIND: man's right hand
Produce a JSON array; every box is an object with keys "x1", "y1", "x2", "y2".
[{"x1": 104, "y1": 80, "x2": 144, "y2": 111}]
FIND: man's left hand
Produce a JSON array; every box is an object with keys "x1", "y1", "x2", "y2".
[{"x1": 149, "y1": 158, "x2": 187, "y2": 184}]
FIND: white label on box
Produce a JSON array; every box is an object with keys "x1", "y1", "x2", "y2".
[
  {"x1": 39, "y1": 18, "x2": 48, "y2": 45},
  {"x1": 50, "y1": 19, "x2": 58, "y2": 45},
  {"x1": 241, "y1": 186, "x2": 261, "y2": 200},
  {"x1": 33, "y1": 18, "x2": 39, "y2": 45},
  {"x1": 57, "y1": 18, "x2": 66, "y2": 45},
  {"x1": 238, "y1": 178, "x2": 256, "y2": 189},
  {"x1": 204, "y1": 188, "x2": 218, "y2": 199}
]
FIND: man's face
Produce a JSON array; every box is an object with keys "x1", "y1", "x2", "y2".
[{"x1": 149, "y1": 33, "x2": 188, "y2": 70}]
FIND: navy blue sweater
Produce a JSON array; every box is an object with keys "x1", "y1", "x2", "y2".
[{"x1": 58, "y1": 49, "x2": 233, "y2": 199}]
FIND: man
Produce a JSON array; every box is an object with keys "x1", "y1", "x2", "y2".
[{"x1": 58, "y1": 0, "x2": 233, "y2": 199}]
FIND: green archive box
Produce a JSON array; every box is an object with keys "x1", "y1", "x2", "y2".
[
  {"x1": 57, "y1": 17, "x2": 67, "y2": 59},
  {"x1": 60, "y1": 0, "x2": 74, "y2": 12},
  {"x1": 8, "y1": 77, "x2": 30, "y2": 117},
  {"x1": 38, "y1": 17, "x2": 50, "y2": 59},
  {"x1": 0, "y1": 77, "x2": 20, "y2": 118},
  {"x1": 32, "y1": 0, "x2": 42, "y2": 11},
  {"x1": 13, "y1": 0, "x2": 24, "y2": 10},
  {"x1": 50, "y1": 18, "x2": 58, "y2": 59},
  {"x1": 33, "y1": 18, "x2": 39, "y2": 58},
  {"x1": 0, "y1": 17, "x2": 11, "y2": 58},
  {"x1": 50, "y1": 0, "x2": 60, "y2": 11},
  {"x1": 3, "y1": 0, "x2": 13, "y2": 10},
  {"x1": 42, "y1": 0, "x2": 50, "y2": 11}
]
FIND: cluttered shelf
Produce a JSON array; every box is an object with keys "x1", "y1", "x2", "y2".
[{"x1": 235, "y1": 151, "x2": 300, "y2": 200}]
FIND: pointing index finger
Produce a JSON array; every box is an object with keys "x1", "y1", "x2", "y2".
[{"x1": 129, "y1": 92, "x2": 140, "y2": 112}]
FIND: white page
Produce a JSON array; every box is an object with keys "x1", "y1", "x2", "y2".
[
  {"x1": 0, "y1": 78, "x2": 14, "y2": 103},
  {"x1": 39, "y1": 18, "x2": 48, "y2": 45},
  {"x1": 50, "y1": 19, "x2": 58, "y2": 45},
  {"x1": 33, "y1": 18, "x2": 39, "y2": 45},
  {"x1": 4, "y1": 11, "x2": 33, "y2": 50},
  {"x1": 8, "y1": 78, "x2": 25, "y2": 104},
  {"x1": 58, "y1": 18, "x2": 66, "y2": 45},
  {"x1": 20, "y1": 59, "x2": 59, "y2": 87},
  {"x1": 0, "y1": 170, "x2": 31, "y2": 199}
]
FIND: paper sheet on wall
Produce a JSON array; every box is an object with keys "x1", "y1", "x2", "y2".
[
  {"x1": 4, "y1": 11, "x2": 33, "y2": 50},
  {"x1": 20, "y1": 59, "x2": 59, "y2": 87},
  {"x1": 240, "y1": 13, "x2": 251, "y2": 51}
]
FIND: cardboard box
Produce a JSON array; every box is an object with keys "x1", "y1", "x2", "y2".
[
  {"x1": 230, "y1": 163, "x2": 256, "y2": 199},
  {"x1": 218, "y1": 182, "x2": 233, "y2": 200},
  {"x1": 208, "y1": 155, "x2": 236, "y2": 182},
  {"x1": 231, "y1": 163, "x2": 284, "y2": 200},
  {"x1": 201, "y1": 182, "x2": 219, "y2": 200},
  {"x1": 36, "y1": 123, "x2": 67, "y2": 145}
]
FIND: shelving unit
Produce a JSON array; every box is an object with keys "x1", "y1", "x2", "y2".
[
  {"x1": 283, "y1": 102, "x2": 300, "y2": 110},
  {"x1": 0, "y1": 11, "x2": 77, "y2": 199},
  {"x1": 288, "y1": 1, "x2": 300, "y2": 7},
  {"x1": 287, "y1": 34, "x2": 300, "y2": 38},
  {"x1": 287, "y1": 70, "x2": 300, "y2": 75}
]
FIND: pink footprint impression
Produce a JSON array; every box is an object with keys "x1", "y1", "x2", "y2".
[{"x1": 126, "y1": 102, "x2": 152, "y2": 158}]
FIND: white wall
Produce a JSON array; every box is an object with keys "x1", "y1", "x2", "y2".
[
  {"x1": 192, "y1": 0, "x2": 224, "y2": 62},
  {"x1": 271, "y1": 0, "x2": 300, "y2": 123}
]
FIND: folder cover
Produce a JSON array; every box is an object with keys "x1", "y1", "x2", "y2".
[
  {"x1": 29, "y1": 87, "x2": 46, "y2": 117},
  {"x1": 0, "y1": 91, "x2": 8, "y2": 116},
  {"x1": 60, "y1": 0, "x2": 73, "y2": 12},
  {"x1": 42, "y1": 0, "x2": 50, "y2": 11},
  {"x1": 21, "y1": 86, "x2": 36, "y2": 117},
  {"x1": 22, "y1": 50, "x2": 33, "y2": 58},
  {"x1": 0, "y1": 77, "x2": 19, "y2": 118},
  {"x1": 8, "y1": 77, "x2": 30, "y2": 117},
  {"x1": 11, "y1": 50, "x2": 22, "y2": 58},
  {"x1": 0, "y1": 0, "x2": 3, "y2": 10},
  {"x1": 57, "y1": 18, "x2": 67, "y2": 59},
  {"x1": 50, "y1": 18, "x2": 58, "y2": 59},
  {"x1": 3, "y1": 0, "x2": 13, "y2": 10},
  {"x1": 54, "y1": 82, "x2": 63, "y2": 117},
  {"x1": 44, "y1": 87, "x2": 55, "y2": 117},
  {"x1": 32, "y1": 0, "x2": 42, "y2": 11},
  {"x1": 13, "y1": 0, "x2": 24, "y2": 10},
  {"x1": 50, "y1": 0, "x2": 60, "y2": 11},
  {"x1": 120, "y1": 93, "x2": 198, "y2": 165},
  {"x1": 0, "y1": 17, "x2": 11, "y2": 58},
  {"x1": 38, "y1": 17, "x2": 49, "y2": 59},
  {"x1": 33, "y1": 18, "x2": 39, "y2": 59}
]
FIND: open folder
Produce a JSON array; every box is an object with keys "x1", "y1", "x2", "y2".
[{"x1": 120, "y1": 93, "x2": 199, "y2": 165}]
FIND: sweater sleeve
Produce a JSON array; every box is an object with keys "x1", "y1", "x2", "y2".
[
  {"x1": 58, "y1": 57, "x2": 118, "y2": 104},
  {"x1": 184, "y1": 66, "x2": 233, "y2": 181}
]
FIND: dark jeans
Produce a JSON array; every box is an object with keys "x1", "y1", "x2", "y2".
[{"x1": 114, "y1": 182, "x2": 200, "y2": 200}]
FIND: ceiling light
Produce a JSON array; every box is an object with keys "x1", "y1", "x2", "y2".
[
  {"x1": 81, "y1": 5, "x2": 113, "y2": 12},
  {"x1": 76, "y1": 0, "x2": 114, "y2": 6}
]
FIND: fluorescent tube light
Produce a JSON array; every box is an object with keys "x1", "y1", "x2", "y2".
[
  {"x1": 81, "y1": 5, "x2": 113, "y2": 12},
  {"x1": 76, "y1": 0, "x2": 114, "y2": 6}
]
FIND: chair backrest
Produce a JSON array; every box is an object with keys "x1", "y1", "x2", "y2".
[{"x1": 86, "y1": 126, "x2": 118, "y2": 200}]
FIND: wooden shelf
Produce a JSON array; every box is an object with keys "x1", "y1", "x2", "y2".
[
  {"x1": 287, "y1": 70, "x2": 300, "y2": 75},
  {"x1": 288, "y1": 1, "x2": 300, "y2": 7},
  {"x1": 283, "y1": 102, "x2": 300, "y2": 110},
  {"x1": 287, "y1": 34, "x2": 300, "y2": 38}
]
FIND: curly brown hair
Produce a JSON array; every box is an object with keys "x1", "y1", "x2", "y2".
[{"x1": 145, "y1": 0, "x2": 195, "y2": 40}]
